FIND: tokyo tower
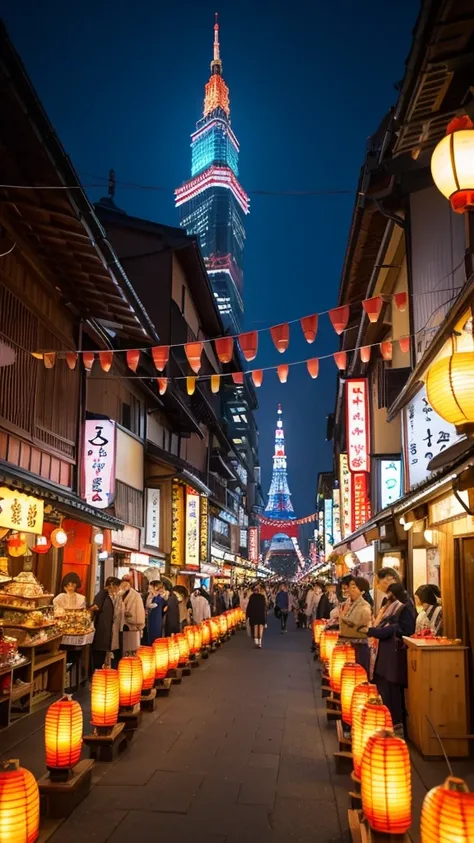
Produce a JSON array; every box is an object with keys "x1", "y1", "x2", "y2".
[{"x1": 264, "y1": 405, "x2": 296, "y2": 519}]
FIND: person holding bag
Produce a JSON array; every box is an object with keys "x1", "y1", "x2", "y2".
[{"x1": 338, "y1": 576, "x2": 373, "y2": 673}]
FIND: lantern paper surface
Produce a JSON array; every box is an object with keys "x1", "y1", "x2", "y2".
[
  {"x1": 45, "y1": 697, "x2": 83, "y2": 769},
  {"x1": 99, "y1": 351, "x2": 113, "y2": 372},
  {"x1": 270, "y1": 323, "x2": 290, "y2": 353},
  {"x1": 167, "y1": 637, "x2": 180, "y2": 670},
  {"x1": 426, "y1": 352, "x2": 474, "y2": 432},
  {"x1": 312, "y1": 619, "x2": 325, "y2": 646},
  {"x1": 421, "y1": 775, "x2": 474, "y2": 843},
  {"x1": 187, "y1": 376, "x2": 196, "y2": 396},
  {"x1": 194, "y1": 626, "x2": 203, "y2": 651},
  {"x1": 334, "y1": 351, "x2": 347, "y2": 371},
  {"x1": 211, "y1": 375, "x2": 220, "y2": 394},
  {"x1": 301, "y1": 314, "x2": 318, "y2": 343},
  {"x1": 118, "y1": 656, "x2": 143, "y2": 707},
  {"x1": 360, "y1": 346, "x2": 371, "y2": 363},
  {"x1": 126, "y1": 350, "x2": 140, "y2": 372},
  {"x1": 219, "y1": 615, "x2": 228, "y2": 636},
  {"x1": 91, "y1": 668, "x2": 119, "y2": 727},
  {"x1": 321, "y1": 629, "x2": 339, "y2": 664},
  {"x1": 306, "y1": 358, "x2": 319, "y2": 379},
  {"x1": 152, "y1": 346, "x2": 169, "y2": 371},
  {"x1": 363, "y1": 296, "x2": 383, "y2": 323},
  {"x1": 185, "y1": 626, "x2": 195, "y2": 653},
  {"x1": 252, "y1": 370, "x2": 263, "y2": 388},
  {"x1": 238, "y1": 331, "x2": 258, "y2": 361},
  {"x1": 215, "y1": 336, "x2": 233, "y2": 363},
  {"x1": 201, "y1": 621, "x2": 211, "y2": 646},
  {"x1": 176, "y1": 633, "x2": 190, "y2": 665},
  {"x1": 361, "y1": 731, "x2": 411, "y2": 834},
  {"x1": 43, "y1": 352, "x2": 56, "y2": 369},
  {"x1": 0, "y1": 765, "x2": 40, "y2": 843},
  {"x1": 232, "y1": 372, "x2": 244, "y2": 385},
  {"x1": 153, "y1": 639, "x2": 170, "y2": 679},
  {"x1": 399, "y1": 337, "x2": 410, "y2": 353},
  {"x1": 394, "y1": 292, "x2": 408, "y2": 312},
  {"x1": 66, "y1": 352, "x2": 78, "y2": 370},
  {"x1": 330, "y1": 643, "x2": 356, "y2": 693},
  {"x1": 157, "y1": 378, "x2": 168, "y2": 395},
  {"x1": 352, "y1": 698, "x2": 393, "y2": 779},
  {"x1": 277, "y1": 365, "x2": 289, "y2": 384},
  {"x1": 82, "y1": 352, "x2": 94, "y2": 371},
  {"x1": 185, "y1": 342, "x2": 203, "y2": 373},
  {"x1": 350, "y1": 682, "x2": 378, "y2": 729},
  {"x1": 431, "y1": 119, "x2": 474, "y2": 212},
  {"x1": 210, "y1": 618, "x2": 220, "y2": 641},
  {"x1": 340, "y1": 664, "x2": 367, "y2": 725},
  {"x1": 137, "y1": 646, "x2": 155, "y2": 690},
  {"x1": 329, "y1": 305, "x2": 349, "y2": 335},
  {"x1": 380, "y1": 341, "x2": 392, "y2": 361}
]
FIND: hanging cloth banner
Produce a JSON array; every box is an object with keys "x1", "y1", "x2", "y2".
[
  {"x1": 215, "y1": 336, "x2": 233, "y2": 364},
  {"x1": 256, "y1": 512, "x2": 318, "y2": 526},
  {"x1": 185, "y1": 341, "x2": 203, "y2": 374},
  {"x1": 300, "y1": 314, "x2": 318, "y2": 344},
  {"x1": 270, "y1": 323, "x2": 290, "y2": 354},
  {"x1": 152, "y1": 346, "x2": 169, "y2": 371},
  {"x1": 238, "y1": 331, "x2": 258, "y2": 361}
]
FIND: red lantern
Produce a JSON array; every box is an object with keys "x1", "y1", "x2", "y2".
[
  {"x1": 329, "y1": 643, "x2": 356, "y2": 693},
  {"x1": 185, "y1": 341, "x2": 203, "y2": 373},
  {"x1": 232, "y1": 372, "x2": 244, "y2": 385},
  {"x1": 157, "y1": 378, "x2": 168, "y2": 395},
  {"x1": 167, "y1": 637, "x2": 180, "y2": 670},
  {"x1": 300, "y1": 314, "x2": 318, "y2": 344},
  {"x1": 32, "y1": 535, "x2": 51, "y2": 554},
  {"x1": 270, "y1": 323, "x2": 289, "y2": 354},
  {"x1": 44, "y1": 352, "x2": 56, "y2": 369},
  {"x1": 306, "y1": 358, "x2": 319, "y2": 379},
  {"x1": 66, "y1": 352, "x2": 78, "y2": 370},
  {"x1": 194, "y1": 626, "x2": 203, "y2": 651},
  {"x1": 99, "y1": 351, "x2": 113, "y2": 372},
  {"x1": 210, "y1": 618, "x2": 220, "y2": 641},
  {"x1": 137, "y1": 646, "x2": 155, "y2": 691},
  {"x1": 118, "y1": 656, "x2": 143, "y2": 707},
  {"x1": 394, "y1": 291, "x2": 407, "y2": 312},
  {"x1": 329, "y1": 305, "x2": 349, "y2": 335},
  {"x1": 352, "y1": 696, "x2": 393, "y2": 779},
  {"x1": 361, "y1": 730, "x2": 411, "y2": 834},
  {"x1": 252, "y1": 370, "x2": 263, "y2": 388},
  {"x1": 380, "y1": 341, "x2": 392, "y2": 361},
  {"x1": 45, "y1": 695, "x2": 83, "y2": 770},
  {"x1": 82, "y1": 351, "x2": 95, "y2": 371},
  {"x1": 152, "y1": 639, "x2": 170, "y2": 680},
  {"x1": 238, "y1": 331, "x2": 258, "y2": 361},
  {"x1": 215, "y1": 336, "x2": 233, "y2": 363},
  {"x1": 277, "y1": 364, "x2": 289, "y2": 383},
  {"x1": 399, "y1": 336, "x2": 410, "y2": 354},
  {"x1": 350, "y1": 682, "x2": 378, "y2": 729},
  {"x1": 219, "y1": 614, "x2": 228, "y2": 636},
  {"x1": 91, "y1": 668, "x2": 119, "y2": 727},
  {"x1": 334, "y1": 351, "x2": 347, "y2": 371},
  {"x1": 0, "y1": 761, "x2": 40, "y2": 843},
  {"x1": 363, "y1": 296, "x2": 383, "y2": 323},
  {"x1": 360, "y1": 346, "x2": 371, "y2": 363},
  {"x1": 126, "y1": 350, "x2": 140, "y2": 372},
  {"x1": 340, "y1": 663, "x2": 367, "y2": 725},
  {"x1": 152, "y1": 346, "x2": 170, "y2": 371},
  {"x1": 175, "y1": 632, "x2": 190, "y2": 666},
  {"x1": 421, "y1": 775, "x2": 474, "y2": 843}
]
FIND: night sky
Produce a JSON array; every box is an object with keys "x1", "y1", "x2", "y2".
[{"x1": 4, "y1": 0, "x2": 418, "y2": 517}]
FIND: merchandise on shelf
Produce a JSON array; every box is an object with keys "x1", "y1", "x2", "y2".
[
  {"x1": 58, "y1": 608, "x2": 94, "y2": 637},
  {"x1": 0, "y1": 572, "x2": 59, "y2": 646}
]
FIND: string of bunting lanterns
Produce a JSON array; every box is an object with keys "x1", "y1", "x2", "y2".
[{"x1": 256, "y1": 512, "x2": 317, "y2": 526}]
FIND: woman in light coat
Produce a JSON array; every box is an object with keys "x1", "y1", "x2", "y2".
[
  {"x1": 120, "y1": 578, "x2": 145, "y2": 652},
  {"x1": 191, "y1": 589, "x2": 211, "y2": 624}
]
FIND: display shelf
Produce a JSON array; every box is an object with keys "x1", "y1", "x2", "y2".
[
  {"x1": 0, "y1": 622, "x2": 56, "y2": 631},
  {"x1": 11, "y1": 683, "x2": 32, "y2": 702},
  {"x1": 31, "y1": 690, "x2": 53, "y2": 708},
  {"x1": 0, "y1": 602, "x2": 51, "y2": 612}
]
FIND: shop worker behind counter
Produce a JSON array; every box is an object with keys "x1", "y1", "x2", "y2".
[{"x1": 91, "y1": 576, "x2": 123, "y2": 670}]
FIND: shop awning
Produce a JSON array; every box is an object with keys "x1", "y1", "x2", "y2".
[
  {"x1": 0, "y1": 461, "x2": 124, "y2": 529},
  {"x1": 178, "y1": 469, "x2": 212, "y2": 497}
]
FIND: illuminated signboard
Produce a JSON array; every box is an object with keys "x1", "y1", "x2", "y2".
[
  {"x1": 248, "y1": 527, "x2": 259, "y2": 563},
  {"x1": 352, "y1": 472, "x2": 371, "y2": 531},
  {"x1": 380, "y1": 460, "x2": 402, "y2": 509},
  {"x1": 200, "y1": 496, "x2": 209, "y2": 563},
  {"x1": 339, "y1": 453, "x2": 352, "y2": 537},
  {"x1": 404, "y1": 384, "x2": 461, "y2": 490},
  {"x1": 84, "y1": 419, "x2": 116, "y2": 509},
  {"x1": 145, "y1": 488, "x2": 160, "y2": 549},
  {"x1": 332, "y1": 488, "x2": 341, "y2": 545},
  {"x1": 346, "y1": 379, "x2": 370, "y2": 473},
  {"x1": 324, "y1": 498, "x2": 334, "y2": 556},
  {"x1": 185, "y1": 486, "x2": 200, "y2": 570},
  {"x1": 0, "y1": 488, "x2": 44, "y2": 535}
]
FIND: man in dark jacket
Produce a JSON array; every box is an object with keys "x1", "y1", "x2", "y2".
[
  {"x1": 164, "y1": 588, "x2": 180, "y2": 636},
  {"x1": 276, "y1": 584, "x2": 290, "y2": 633},
  {"x1": 91, "y1": 576, "x2": 121, "y2": 671}
]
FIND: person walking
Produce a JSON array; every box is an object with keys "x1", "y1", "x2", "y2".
[
  {"x1": 91, "y1": 576, "x2": 122, "y2": 670},
  {"x1": 276, "y1": 583, "x2": 290, "y2": 633},
  {"x1": 246, "y1": 584, "x2": 267, "y2": 648}
]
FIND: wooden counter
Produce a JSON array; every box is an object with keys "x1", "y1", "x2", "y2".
[{"x1": 403, "y1": 637, "x2": 469, "y2": 758}]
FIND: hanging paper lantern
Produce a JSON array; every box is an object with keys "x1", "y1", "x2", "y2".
[
  {"x1": 340, "y1": 664, "x2": 368, "y2": 725},
  {"x1": 252, "y1": 370, "x2": 263, "y2": 388},
  {"x1": 0, "y1": 761, "x2": 40, "y2": 843},
  {"x1": 51, "y1": 528, "x2": 68, "y2": 549},
  {"x1": 118, "y1": 655, "x2": 143, "y2": 707},
  {"x1": 301, "y1": 314, "x2": 318, "y2": 344},
  {"x1": 82, "y1": 352, "x2": 95, "y2": 371},
  {"x1": 277, "y1": 364, "x2": 289, "y2": 384},
  {"x1": 91, "y1": 667, "x2": 119, "y2": 727},
  {"x1": 185, "y1": 341, "x2": 203, "y2": 374},
  {"x1": 431, "y1": 115, "x2": 474, "y2": 213},
  {"x1": 399, "y1": 337, "x2": 410, "y2": 353},
  {"x1": 350, "y1": 682, "x2": 378, "y2": 729},
  {"x1": 32, "y1": 535, "x2": 51, "y2": 555},
  {"x1": 334, "y1": 351, "x2": 347, "y2": 371},
  {"x1": 44, "y1": 352, "x2": 56, "y2": 369},
  {"x1": 426, "y1": 352, "x2": 474, "y2": 434},
  {"x1": 329, "y1": 305, "x2": 350, "y2": 335},
  {"x1": 45, "y1": 695, "x2": 83, "y2": 770},
  {"x1": 201, "y1": 621, "x2": 211, "y2": 647},
  {"x1": 380, "y1": 341, "x2": 392, "y2": 361},
  {"x1": 361, "y1": 730, "x2": 412, "y2": 834},
  {"x1": 136, "y1": 646, "x2": 155, "y2": 691},
  {"x1": 152, "y1": 346, "x2": 170, "y2": 371},
  {"x1": 232, "y1": 372, "x2": 244, "y2": 385},
  {"x1": 307, "y1": 358, "x2": 319, "y2": 379},
  {"x1": 99, "y1": 351, "x2": 113, "y2": 372},
  {"x1": 7, "y1": 533, "x2": 27, "y2": 557},
  {"x1": 126, "y1": 350, "x2": 140, "y2": 372},
  {"x1": 394, "y1": 292, "x2": 408, "y2": 312},
  {"x1": 66, "y1": 352, "x2": 78, "y2": 370},
  {"x1": 211, "y1": 374, "x2": 220, "y2": 394},
  {"x1": 421, "y1": 775, "x2": 474, "y2": 843},
  {"x1": 352, "y1": 696, "x2": 393, "y2": 779},
  {"x1": 363, "y1": 296, "x2": 383, "y2": 323},
  {"x1": 175, "y1": 632, "x2": 190, "y2": 666},
  {"x1": 238, "y1": 331, "x2": 258, "y2": 361},
  {"x1": 330, "y1": 643, "x2": 356, "y2": 693},
  {"x1": 360, "y1": 346, "x2": 371, "y2": 363},
  {"x1": 167, "y1": 637, "x2": 180, "y2": 671},
  {"x1": 152, "y1": 639, "x2": 170, "y2": 680},
  {"x1": 270, "y1": 323, "x2": 290, "y2": 354},
  {"x1": 312, "y1": 619, "x2": 325, "y2": 646},
  {"x1": 187, "y1": 376, "x2": 196, "y2": 396},
  {"x1": 215, "y1": 336, "x2": 233, "y2": 363},
  {"x1": 157, "y1": 378, "x2": 168, "y2": 395}
]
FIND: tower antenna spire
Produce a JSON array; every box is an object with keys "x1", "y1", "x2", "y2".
[{"x1": 211, "y1": 12, "x2": 222, "y2": 73}]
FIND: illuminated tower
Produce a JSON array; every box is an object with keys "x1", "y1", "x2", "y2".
[
  {"x1": 264, "y1": 405, "x2": 295, "y2": 519},
  {"x1": 175, "y1": 15, "x2": 249, "y2": 333}
]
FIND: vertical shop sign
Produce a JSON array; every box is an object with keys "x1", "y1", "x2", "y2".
[
  {"x1": 324, "y1": 498, "x2": 334, "y2": 557},
  {"x1": 380, "y1": 460, "x2": 402, "y2": 509},
  {"x1": 332, "y1": 488, "x2": 341, "y2": 545},
  {"x1": 171, "y1": 481, "x2": 184, "y2": 568},
  {"x1": 84, "y1": 419, "x2": 116, "y2": 509},
  {"x1": 199, "y1": 496, "x2": 209, "y2": 563},
  {"x1": 352, "y1": 473, "x2": 371, "y2": 531},
  {"x1": 339, "y1": 454, "x2": 352, "y2": 537},
  {"x1": 404, "y1": 385, "x2": 461, "y2": 489},
  {"x1": 145, "y1": 488, "x2": 160, "y2": 549},
  {"x1": 248, "y1": 527, "x2": 259, "y2": 564},
  {"x1": 346, "y1": 379, "x2": 370, "y2": 473},
  {"x1": 185, "y1": 486, "x2": 200, "y2": 570}
]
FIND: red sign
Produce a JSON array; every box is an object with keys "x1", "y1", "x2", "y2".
[
  {"x1": 248, "y1": 527, "x2": 259, "y2": 564},
  {"x1": 346, "y1": 379, "x2": 370, "y2": 473},
  {"x1": 352, "y1": 472, "x2": 372, "y2": 531}
]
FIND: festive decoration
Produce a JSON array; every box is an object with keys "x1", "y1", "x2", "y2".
[
  {"x1": 187, "y1": 376, "x2": 196, "y2": 396},
  {"x1": 277, "y1": 364, "x2": 289, "y2": 383},
  {"x1": 239, "y1": 331, "x2": 258, "y2": 361},
  {"x1": 301, "y1": 314, "x2": 318, "y2": 343},
  {"x1": 66, "y1": 352, "x2": 78, "y2": 370},
  {"x1": 215, "y1": 336, "x2": 233, "y2": 363},
  {"x1": 152, "y1": 346, "x2": 169, "y2": 371},
  {"x1": 329, "y1": 643, "x2": 356, "y2": 693},
  {"x1": 270, "y1": 323, "x2": 290, "y2": 353},
  {"x1": 126, "y1": 350, "x2": 140, "y2": 372},
  {"x1": 362, "y1": 296, "x2": 383, "y2": 323},
  {"x1": 185, "y1": 625, "x2": 195, "y2": 654},
  {"x1": 380, "y1": 340, "x2": 392, "y2": 361},
  {"x1": 210, "y1": 618, "x2": 220, "y2": 642},
  {"x1": 346, "y1": 379, "x2": 370, "y2": 473},
  {"x1": 256, "y1": 512, "x2": 317, "y2": 526},
  {"x1": 394, "y1": 291, "x2": 408, "y2": 312},
  {"x1": 201, "y1": 621, "x2": 211, "y2": 647},
  {"x1": 51, "y1": 528, "x2": 68, "y2": 548},
  {"x1": 421, "y1": 775, "x2": 474, "y2": 843},
  {"x1": 175, "y1": 632, "x2": 190, "y2": 666},
  {"x1": 350, "y1": 682, "x2": 378, "y2": 729},
  {"x1": 99, "y1": 351, "x2": 113, "y2": 372},
  {"x1": 360, "y1": 346, "x2": 371, "y2": 363},
  {"x1": 319, "y1": 628, "x2": 339, "y2": 664},
  {"x1": 152, "y1": 640, "x2": 169, "y2": 680},
  {"x1": 340, "y1": 663, "x2": 367, "y2": 725},
  {"x1": 399, "y1": 336, "x2": 410, "y2": 353},
  {"x1": 361, "y1": 730, "x2": 412, "y2": 834},
  {"x1": 194, "y1": 625, "x2": 203, "y2": 651},
  {"x1": 167, "y1": 637, "x2": 180, "y2": 671},
  {"x1": 252, "y1": 369, "x2": 263, "y2": 387},
  {"x1": 232, "y1": 372, "x2": 244, "y2": 385},
  {"x1": 352, "y1": 695, "x2": 393, "y2": 779},
  {"x1": 211, "y1": 374, "x2": 220, "y2": 393},
  {"x1": 334, "y1": 351, "x2": 347, "y2": 370},
  {"x1": 91, "y1": 667, "x2": 119, "y2": 727},
  {"x1": 7, "y1": 533, "x2": 27, "y2": 557},
  {"x1": 83, "y1": 352, "x2": 94, "y2": 371},
  {"x1": 45, "y1": 695, "x2": 83, "y2": 770},
  {"x1": 44, "y1": 352, "x2": 56, "y2": 369},
  {"x1": 329, "y1": 305, "x2": 349, "y2": 335},
  {"x1": 312, "y1": 619, "x2": 326, "y2": 647},
  {"x1": 219, "y1": 614, "x2": 228, "y2": 636},
  {"x1": 0, "y1": 761, "x2": 40, "y2": 843},
  {"x1": 118, "y1": 656, "x2": 143, "y2": 708},
  {"x1": 185, "y1": 342, "x2": 203, "y2": 374},
  {"x1": 426, "y1": 352, "x2": 474, "y2": 434},
  {"x1": 264, "y1": 404, "x2": 296, "y2": 520},
  {"x1": 157, "y1": 378, "x2": 168, "y2": 395},
  {"x1": 171, "y1": 481, "x2": 184, "y2": 568},
  {"x1": 32, "y1": 534, "x2": 51, "y2": 554},
  {"x1": 431, "y1": 115, "x2": 474, "y2": 212},
  {"x1": 137, "y1": 646, "x2": 155, "y2": 691},
  {"x1": 307, "y1": 358, "x2": 319, "y2": 379}
]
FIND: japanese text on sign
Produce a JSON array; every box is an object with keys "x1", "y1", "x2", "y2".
[
  {"x1": 380, "y1": 460, "x2": 402, "y2": 509},
  {"x1": 346, "y1": 379, "x2": 370, "y2": 473},
  {"x1": 404, "y1": 386, "x2": 461, "y2": 489},
  {"x1": 185, "y1": 487, "x2": 200, "y2": 569},
  {"x1": 352, "y1": 472, "x2": 371, "y2": 531},
  {"x1": 0, "y1": 488, "x2": 44, "y2": 535},
  {"x1": 84, "y1": 420, "x2": 116, "y2": 509},
  {"x1": 339, "y1": 454, "x2": 352, "y2": 538},
  {"x1": 248, "y1": 527, "x2": 259, "y2": 564},
  {"x1": 145, "y1": 488, "x2": 160, "y2": 549},
  {"x1": 332, "y1": 488, "x2": 342, "y2": 545},
  {"x1": 324, "y1": 499, "x2": 334, "y2": 556}
]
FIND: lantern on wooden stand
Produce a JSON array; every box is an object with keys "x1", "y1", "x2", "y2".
[
  {"x1": 340, "y1": 664, "x2": 368, "y2": 726},
  {"x1": 201, "y1": 621, "x2": 211, "y2": 648},
  {"x1": 137, "y1": 646, "x2": 157, "y2": 711},
  {"x1": 153, "y1": 639, "x2": 170, "y2": 681},
  {"x1": 175, "y1": 632, "x2": 190, "y2": 667},
  {"x1": 352, "y1": 696, "x2": 393, "y2": 780},
  {"x1": 44, "y1": 695, "x2": 83, "y2": 779},
  {"x1": 360, "y1": 730, "x2": 411, "y2": 836},
  {"x1": 118, "y1": 656, "x2": 143, "y2": 709},
  {"x1": 320, "y1": 629, "x2": 339, "y2": 666},
  {"x1": 167, "y1": 636, "x2": 180, "y2": 673},
  {"x1": 84, "y1": 663, "x2": 127, "y2": 761},
  {"x1": 350, "y1": 682, "x2": 378, "y2": 729},
  {"x1": 185, "y1": 625, "x2": 195, "y2": 654},
  {"x1": 312, "y1": 619, "x2": 325, "y2": 652},
  {"x1": 210, "y1": 618, "x2": 221, "y2": 644},
  {"x1": 219, "y1": 614, "x2": 228, "y2": 638},
  {"x1": 193, "y1": 625, "x2": 203, "y2": 652},
  {"x1": 421, "y1": 776, "x2": 474, "y2": 843},
  {"x1": 330, "y1": 643, "x2": 356, "y2": 694},
  {"x1": 0, "y1": 761, "x2": 39, "y2": 843}
]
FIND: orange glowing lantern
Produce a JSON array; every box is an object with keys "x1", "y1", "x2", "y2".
[
  {"x1": 219, "y1": 614, "x2": 228, "y2": 636},
  {"x1": 361, "y1": 730, "x2": 411, "y2": 834},
  {"x1": 215, "y1": 336, "x2": 233, "y2": 364},
  {"x1": 152, "y1": 345, "x2": 170, "y2": 372},
  {"x1": 321, "y1": 629, "x2": 339, "y2": 666},
  {"x1": 137, "y1": 646, "x2": 155, "y2": 691},
  {"x1": 0, "y1": 761, "x2": 40, "y2": 843},
  {"x1": 91, "y1": 668, "x2": 119, "y2": 727},
  {"x1": 312, "y1": 619, "x2": 325, "y2": 646},
  {"x1": 167, "y1": 637, "x2": 180, "y2": 671},
  {"x1": 193, "y1": 625, "x2": 203, "y2": 651},
  {"x1": 210, "y1": 618, "x2": 220, "y2": 642},
  {"x1": 118, "y1": 656, "x2": 143, "y2": 708},
  {"x1": 152, "y1": 638, "x2": 170, "y2": 680},
  {"x1": 421, "y1": 776, "x2": 474, "y2": 843},
  {"x1": 175, "y1": 632, "x2": 190, "y2": 666},
  {"x1": 44, "y1": 695, "x2": 82, "y2": 771},
  {"x1": 340, "y1": 663, "x2": 367, "y2": 725},
  {"x1": 329, "y1": 643, "x2": 356, "y2": 693},
  {"x1": 201, "y1": 621, "x2": 211, "y2": 647},
  {"x1": 238, "y1": 331, "x2": 258, "y2": 361},
  {"x1": 352, "y1": 696, "x2": 393, "y2": 779},
  {"x1": 185, "y1": 625, "x2": 195, "y2": 654},
  {"x1": 350, "y1": 682, "x2": 378, "y2": 729}
]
